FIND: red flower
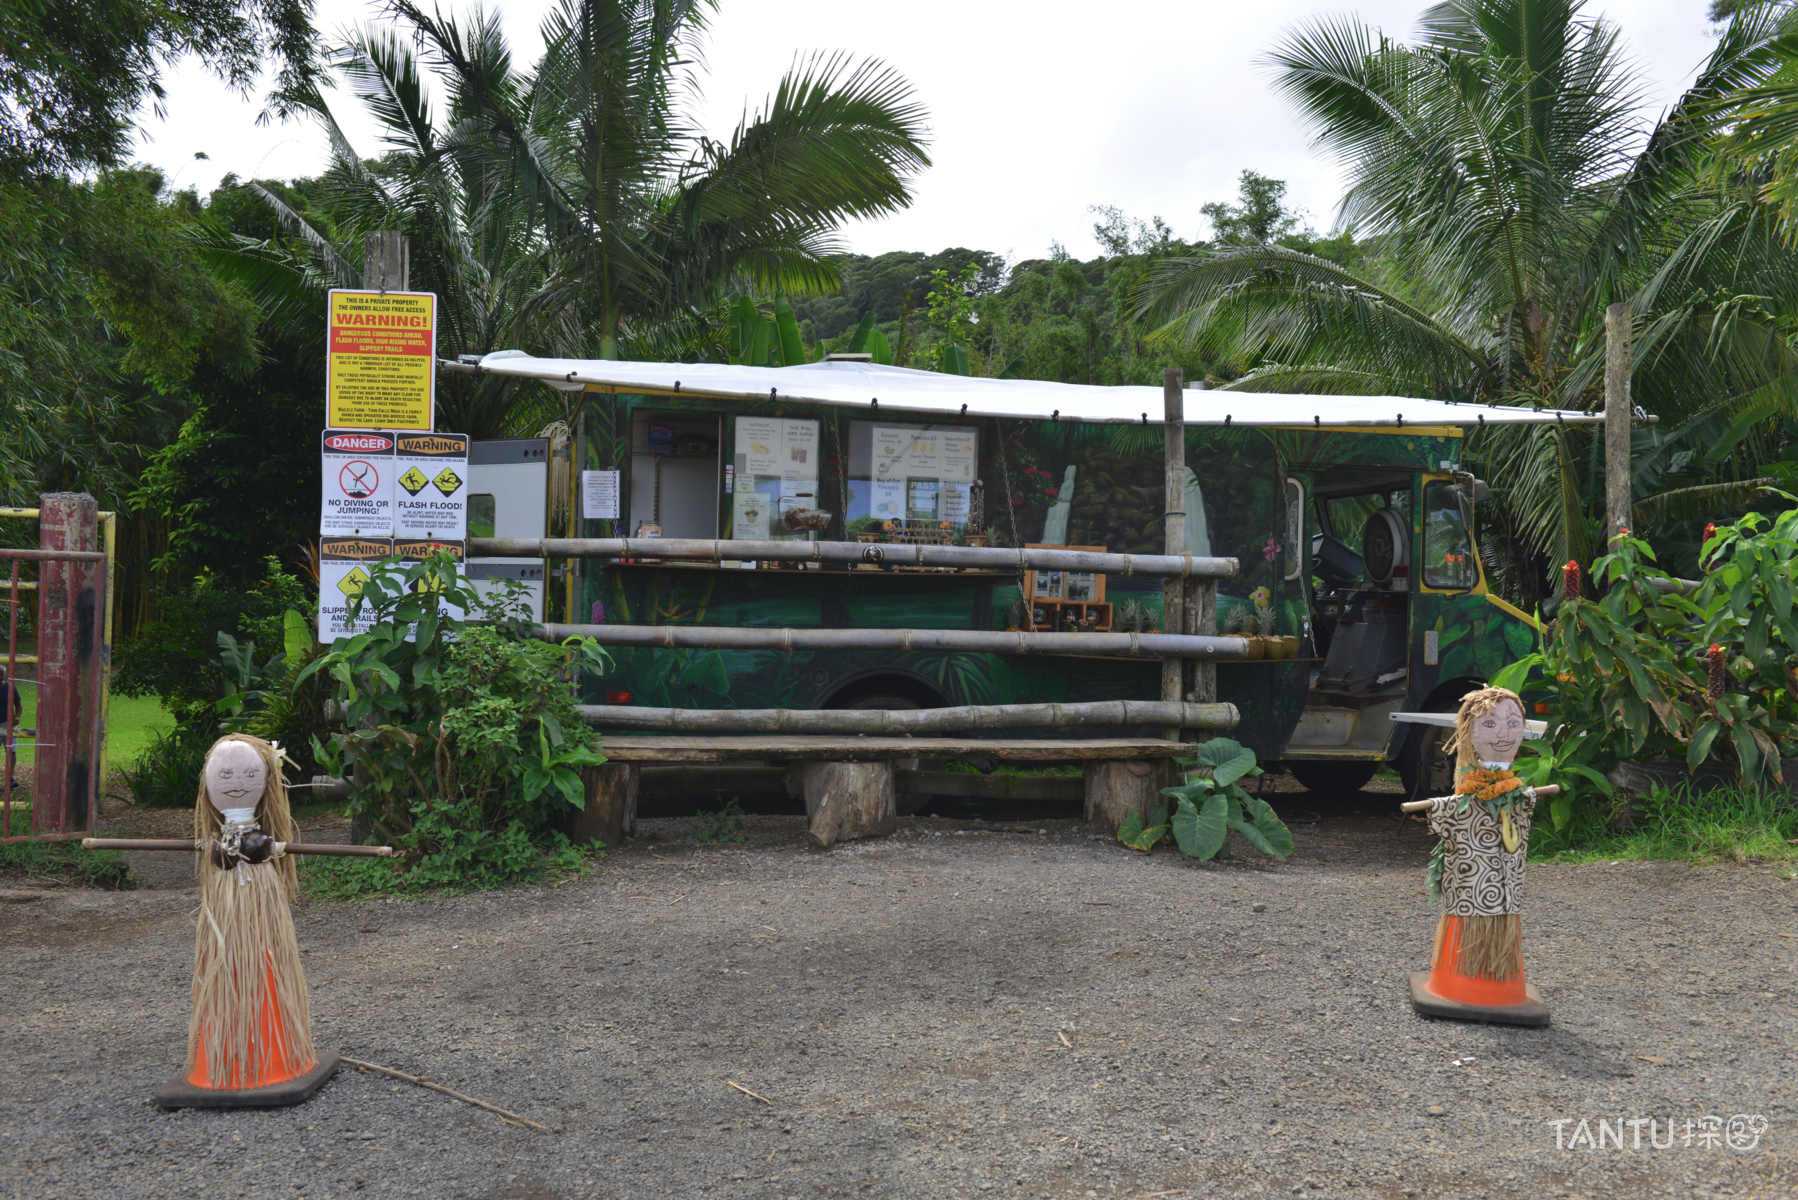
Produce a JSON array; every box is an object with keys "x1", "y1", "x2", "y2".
[
  {"x1": 1563, "y1": 560, "x2": 1581, "y2": 601},
  {"x1": 1044, "y1": 488, "x2": 1060, "y2": 498}
]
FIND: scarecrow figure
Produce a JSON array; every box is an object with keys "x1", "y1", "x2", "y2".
[
  {"x1": 157, "y1": 733, "x2": 340, "y2": 1105},
  {"x1": 1406, "y1": 686, "x2": 1553, "y2": 1026}
]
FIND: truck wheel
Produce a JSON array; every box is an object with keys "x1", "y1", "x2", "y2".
[
  {"x1": 1396, "y1": 683, "x2": 1483, "y2": 800},
  {"x1": 1286, "y1": 761, "x2": 1379, "y2": 796}
]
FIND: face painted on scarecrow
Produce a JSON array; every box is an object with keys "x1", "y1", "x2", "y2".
[
  {"x1": 1470, "y1": 696, "x2": 1526, "y2": 768},
  {"x1": 204, "y1": 740, "x2": 268, "y2": 815}
]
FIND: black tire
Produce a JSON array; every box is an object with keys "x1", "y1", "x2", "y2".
[{"x1": 1287, "y1": 760, "x2": 1380, "y2": 796}]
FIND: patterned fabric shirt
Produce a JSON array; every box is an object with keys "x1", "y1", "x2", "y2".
[{"x1": 1427, "y1": 789, "x2": 1536, "y2": 917}]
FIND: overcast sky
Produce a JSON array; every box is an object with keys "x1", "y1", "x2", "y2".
[{"x1": 133, "y1": 0, "x2": 1724, "y2": 261}]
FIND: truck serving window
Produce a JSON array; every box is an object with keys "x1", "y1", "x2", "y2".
[
  {"x1": 729, "y1": 416, "x2": 818, "y2": 541},
  {"x1": 1422, "y1": 479, "x2": 1478, "y2": 590},
  {"x1": 844, "y1": 421, "x2": 980, "y2": 536}
]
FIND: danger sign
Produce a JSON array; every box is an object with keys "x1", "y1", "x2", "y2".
[
  {"x1": 327, "y1": 290, "x2": 436, "y2": 431},
  {"x1": 321, "y1": 429, "x2": 395, "y2": 536},
  {"x1": 393, "y1": 432, "x2": 468, "y2": 539}
]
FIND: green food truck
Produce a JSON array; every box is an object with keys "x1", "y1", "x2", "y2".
[{"x1": 456, "y1": 354, "x2": 1599, "y2": 802}]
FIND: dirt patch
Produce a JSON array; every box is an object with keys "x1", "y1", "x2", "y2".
[{"x1": 1, "y1": 808, "x2": 1793, "y2": 1200}]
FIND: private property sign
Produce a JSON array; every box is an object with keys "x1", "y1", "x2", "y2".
[{"x1": 326, "y1": 289, "x2": 437, "y2": 430}]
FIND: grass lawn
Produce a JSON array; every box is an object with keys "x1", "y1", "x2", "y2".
[
  {"x1": 106, "y1": 692, "x2": 173, "y2": 772},
  {"x1": 3, "y1": 687, "x2": 172, "y2": 782}
]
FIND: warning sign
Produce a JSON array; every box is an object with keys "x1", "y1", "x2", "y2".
[
  {"x1": 321, "y1": 429, "x2": 395, "y2": 536},
  {"x1": 326, "y1": 290, "x2": 436, "y2": 431},
  {"x1": 393, "y1": 432, "x2": 468, "y2": 539},
  {"x1": 317, "y1": 537, "x2": 394, "y2": 644},
  {"x1": 396, "y1": 539, "x2": 467, "y2": 636}
]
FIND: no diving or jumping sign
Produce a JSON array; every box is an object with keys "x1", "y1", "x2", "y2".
[{"x1": 321, "y1": 430, "x2": 395, "y2": 536}]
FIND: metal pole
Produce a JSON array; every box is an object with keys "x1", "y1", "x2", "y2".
[
  {"x1": 1604, "y1": 301, "x2": 1632, "y2": 543},
  {"x1": 1161, "y1": 369, "x2": 1186, "y2": 740},
  {"x1": 4, "y1": 559, "x2": 16, "y2": 838}
]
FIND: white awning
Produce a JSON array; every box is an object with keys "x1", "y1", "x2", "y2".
[{"x1": 446, "y1": 352, "x2": 1607, "y2": 429}]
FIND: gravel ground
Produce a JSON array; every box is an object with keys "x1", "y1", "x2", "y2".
[{"x1": 2, "y1": 797, "x2": 1794, "y2": 1200}]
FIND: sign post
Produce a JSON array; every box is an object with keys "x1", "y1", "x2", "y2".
[{"x1": 326, "y1": 290, "x2": 437, "y2": 432}]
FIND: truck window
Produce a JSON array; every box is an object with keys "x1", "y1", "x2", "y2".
[
  {"x1": 844, "y1": 421, "x2": 980, "y2": 537},
  {"x1": 1422, "y1": 479, "x2": 1478, "y2": 590}
]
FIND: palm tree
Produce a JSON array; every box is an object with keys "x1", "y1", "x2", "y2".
[
  {"x1": 220, "y1": 0, "x2": 930, "y2": 437},
  {"x1": 1138, "y1": 0, "x2": 1798, "y2": 601}
]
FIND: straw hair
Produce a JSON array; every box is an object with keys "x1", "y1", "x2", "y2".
[
  {"x1": 194, "y1": 733, "x2": 297, "y2": 897},
  {"x1": 1432, "y1": 913, "x2": 1524, "y2": 981},
  {"x1": 1442, "y1": 686, "x2": 1525, "y2": 776},
  {"x1": 185, "y1": 732, "x2": 314, "y2": 1090}
]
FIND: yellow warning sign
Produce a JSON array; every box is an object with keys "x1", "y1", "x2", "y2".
[
  {"x1": 336, "y1": 565, "x2": 372, "y2": 598},
  {"x1": 398, "y1": 466, "x2": 430, "y2": 495},
  {"x1": 431, "y1": 466, "x2": 463, "y2": 496},
  {"x1": 327, "y1": 290, "x2": 436, "y2": 430}
]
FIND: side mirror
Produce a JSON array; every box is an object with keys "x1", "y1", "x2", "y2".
[{"x1": 1452, "y1": 478, "x2": 1491, "y2": 503}]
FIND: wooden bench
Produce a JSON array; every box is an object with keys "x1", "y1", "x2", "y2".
[{"x1": 574, "y1": 736, "x2": 1190, "y2": 849}]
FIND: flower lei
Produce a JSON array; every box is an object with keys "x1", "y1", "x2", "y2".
[{"x1": 1454, "y1": 767, "x2": 1528, "y2": 804}]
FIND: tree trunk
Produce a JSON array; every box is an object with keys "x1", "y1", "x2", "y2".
[{"x1": 1604, "y1": 301, "x2": 1632, "y2": 543}]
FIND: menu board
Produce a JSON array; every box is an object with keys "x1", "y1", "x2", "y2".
[
  {"x1": 732, "y1": 417, "x2": 819, "y2": 541},
  {"x1": 847, "y1": 421, "x2": 980, "y2": 533}
]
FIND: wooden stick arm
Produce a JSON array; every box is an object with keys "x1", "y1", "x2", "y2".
[
  {"x1": 80, "y1": 838, "x2": 394, "y2": 857},
  {"x1": 1400, "y1": 784, "x2": 1559, "y2": 813}
]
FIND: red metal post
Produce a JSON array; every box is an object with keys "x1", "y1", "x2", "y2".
[
  {"x1": 4, "y1": 558, "x2": 16, "y2": 837},
  {"x1": 34, "y1": 494, "x2": 100, "y2": 834}
]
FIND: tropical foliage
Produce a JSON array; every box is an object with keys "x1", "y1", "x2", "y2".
[
  {"x1": 300, "y1": 552, "x2": 614, "y2": 892},
  {"x1": 1137, "y1": 0, "x2": 1798, "y2": 608},
  {"x1": 215, "y1": 0, "x2": 931, "y2": 439},
  {"x1": 1493, "y1": 501, "x2": 1798, "y2": 822},
  {"x1": 1116, "y1": 737, "x2": 1295, "y2": 861}
]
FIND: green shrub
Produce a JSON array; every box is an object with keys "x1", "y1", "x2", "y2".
[
  {"x1": 114, "y1": 721, "x2": 212, "y2": 807},
  {"x1": 300, "y1": 551, "x2": 613, "y2": 894},
  {"x1": 1494, "y1": 502, "x2": 1798, "y2": 832},
  {"x1": 0, "y1": 839, "x2": 132, "y2": 888},
  {"x1": 1118, "y1": 737, "x2": 1294, "y2": 861}
]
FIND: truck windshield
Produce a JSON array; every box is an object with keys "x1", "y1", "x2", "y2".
[{"x1": 1422, "y1": 479, "x2": 1478, "y2": 590}]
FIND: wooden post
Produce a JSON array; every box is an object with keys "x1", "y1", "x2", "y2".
[
  {"x1": 34, "y1": 494, "x2": 101, "y2": 833},
  {"x1": 1084, "y1": 759, "x2": 1160, "y2": 834},
  {"x1": 570, "y1": 762, "x2": 638, "y2": 847},
  {"x1": 364, "y1": 231, "x2": 408, "y2": 292},
  {"x1": 1604, "y1": 301, "x2": 1632, "y2": 542},
  {"x1": 1161, "y1": 369, "x2": 1186, "y2": 741},
  {"x1": 794, "y1": 761, "x2": 895, "y2": 849}
]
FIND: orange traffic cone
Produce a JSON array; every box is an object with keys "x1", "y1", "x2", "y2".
[
  {"x1": 1409, "y1": 914, "x2": 1548, "y2": 1026},
  {"x1": 153, "y1": 735, "x2": 339, "y2": 1108}
]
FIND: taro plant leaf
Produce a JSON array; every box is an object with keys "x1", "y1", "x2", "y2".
[
  {"x1": 1550, "y1": 792, "x2": 1573, "y2": 831},
  {"x1": 1170, "y1": 793, "x2": 1229, "y2": 860},
  {"x1": 1227, "y1": 794, "x2": 1294, "y2": 860},
  {"x1": 1185, "y1": 737, "x2": 1259, "y2": 787},
  {"x1": 1117, "y1": 809, "x2": 1149, "y2": 851}
]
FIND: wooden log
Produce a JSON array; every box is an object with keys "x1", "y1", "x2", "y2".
[
  {"x1": 795, "y1": 761, "x2": 895, "y2": 849},
  {"x1": 541, "y1": 623, "x2": 1248, "y2": 660},
  {"x1": 570, "y1": 762, "x2": 638, "y2": 846},
  {"x1": 593, "y1": 736, "x2": 1193, "y2": 764},
  {"x1": 364, "y1": 230, "x2": 408, "y2": 291},
  {"x1": 79, "y1": 838, "x2": 394, "y2": 857},
  {"x1": 1399, "y1": 784, "x2": 1559, "y2": 812},
  {"x1": 474, "y1": 538, "x2": 1239, "y2": 579},
  {"x1": 580, "y1": 699, "x2": 1240, "y2": 735},
  {"x1": 1084, "y1": 759, "x2": 1164, "y2": 834},
  {"x1": 896, "y1": 769, "x2": 1084, "y2": 802},
  {"x1": 1604, "y1": 301, "x2": 1632, "y2": 541},
  {"x1": 1161, "y1": 370, "x2": 1186, "y2": 740}
]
